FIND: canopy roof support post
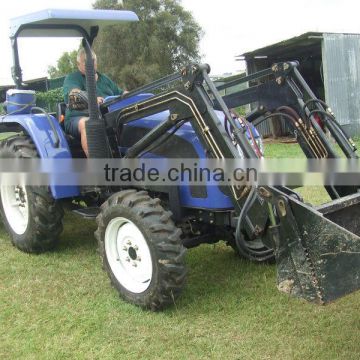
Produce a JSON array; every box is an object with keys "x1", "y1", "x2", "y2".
[{"x1": 10, "y1": 37, "x2": 22, "y2": 88}]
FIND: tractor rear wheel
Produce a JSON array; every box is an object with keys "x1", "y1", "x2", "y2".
[
  {"x1": 0, "y1": 135, "x2": 64, "y2": 253},
  {"x1": 95, "y1": 189, "x2": 187, "y2": 310}
]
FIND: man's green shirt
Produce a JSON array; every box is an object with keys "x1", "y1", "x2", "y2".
[{"x1": 63, "y1": 70, "x2": 122, "y2": 130}]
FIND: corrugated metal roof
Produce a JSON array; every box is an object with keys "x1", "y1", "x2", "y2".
[
  {"x1": 239, "y1": 32, "x2": 323, "y2": 59},
  {"x1": 239, "y1": 32, "x2": 360, "y2": 59}
]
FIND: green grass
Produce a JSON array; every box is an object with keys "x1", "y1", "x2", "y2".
[
  {"x1": 264, "y1": 137, "x2": 360, "y2": 205},
  {"x1": 1, "y1": 138, "x2": 360, "y2": 359},
  {"x1": 1, "y1": 214, "x2": 360, "y2": 359},
  {"x1": 0, "y1": 132, "x2": 18, "y2": 141}
]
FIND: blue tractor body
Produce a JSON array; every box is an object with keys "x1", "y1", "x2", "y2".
[{"x1": 2, "y1": 91, "x2": 257, "y2": 209}]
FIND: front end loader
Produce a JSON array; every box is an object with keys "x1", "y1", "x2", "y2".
[
  {"x1": 101, "y1": 60, "x2": 360, "y2": 305},
  {"x1": 1, "y1": 8, "x2": 360, "y2": 310}
]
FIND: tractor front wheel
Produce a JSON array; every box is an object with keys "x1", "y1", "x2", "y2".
[{"x1": 95, "y1": 190, "x2": 187, "y2": 310}]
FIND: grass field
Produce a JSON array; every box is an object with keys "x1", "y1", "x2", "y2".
[{"x1": 1, "y1": 138, "x2": 360, "y2": 359}]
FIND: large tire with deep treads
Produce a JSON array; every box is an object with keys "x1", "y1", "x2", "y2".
[
  {"x1": 95, "y1": 189, "x2": 187, "y2": 310},
  {"x1": 0, "y1": 135, "x2": 64, "y2": 253}
]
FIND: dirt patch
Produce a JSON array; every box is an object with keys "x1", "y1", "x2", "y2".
[{"x1": 263, "y1": 136, "x2": 297, "y2": 144}]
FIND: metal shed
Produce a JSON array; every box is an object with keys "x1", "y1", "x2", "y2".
[{"x1": 238, "y1": 32, "x2": 360, "y2": 137}]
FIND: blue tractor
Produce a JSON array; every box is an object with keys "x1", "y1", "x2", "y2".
[{"x1": 1, "y1": 9, "x2": 360, "y2": 310}]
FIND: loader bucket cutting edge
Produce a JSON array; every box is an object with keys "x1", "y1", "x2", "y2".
[{"x1": 271, "y1": 190, "x2": 360, "y2": 304}]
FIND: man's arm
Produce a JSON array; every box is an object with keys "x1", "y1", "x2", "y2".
[
  {"x1": 102, "y1": 74, "x2": 123, "y2": 96},
  {"x1": 111, "y1": 81, "x2": 123, "y2": 96}
]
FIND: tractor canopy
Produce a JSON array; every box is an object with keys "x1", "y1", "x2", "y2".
[
  {"x1": 9, "y1": 8, "x2": 139, "y2": 87},
  {"x1": 9, "y1": 8, "x2": 138, "y2": 40}
]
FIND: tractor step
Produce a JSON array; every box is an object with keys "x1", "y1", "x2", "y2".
[{"x1": 72, "y1": 207, "x2": 100, "y2": 219}]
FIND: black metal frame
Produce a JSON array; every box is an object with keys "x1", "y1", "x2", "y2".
[{"x1": 10, "y1": 24, "x2": 97, "y2": 88}]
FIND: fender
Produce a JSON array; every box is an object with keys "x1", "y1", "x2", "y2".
[{"x1": 0, "y1": 113, "x2": 80, "y2": 199}]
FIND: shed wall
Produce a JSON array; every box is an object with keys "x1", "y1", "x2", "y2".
[{"x1": 323, "y1": 33, "x2": 360, "y2": 135}]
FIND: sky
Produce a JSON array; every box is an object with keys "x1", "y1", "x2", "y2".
[{"x1": 1, "y1": 0, "x2": 360, "y2": 85}]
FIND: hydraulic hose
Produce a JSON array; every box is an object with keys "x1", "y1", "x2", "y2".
[
  {"x1": 235, "y1": 187, "x2": 274, "y2": 260},
  {"x1": 30, "y1": 107, "x2": 60, "y2": 148},
  {"x1": 277, "y1": 106, "x2": 327, "y2": 158},
  {"x1": 229, "y1": 109, "x2": 262, "y2": 158},
  {"x1": 304, "y1": 99, "x2": 357, "y2": 154}
]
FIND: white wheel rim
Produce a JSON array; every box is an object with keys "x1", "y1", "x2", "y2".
[
  {"x1": 105, "y1": 217, "x2": 153, "y2": 294},
  {"x1": 1, "y1": 185, "x2": 29, "y2": 235}
]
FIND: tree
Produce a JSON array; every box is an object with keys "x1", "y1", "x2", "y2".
[
  {"x1": 48, "y1": 50, "x2": 78, "y2": 78},
  {"x1": 92, "y1": 0, "x2": 202, "y2": 89}
]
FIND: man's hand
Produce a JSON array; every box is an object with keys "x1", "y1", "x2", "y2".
[
  {"x1": 68, "y1": 90, "x2": 89, "y2": 111},
  {"x1": 97, "y1": 96, "x2": 104, "y2": 105}
]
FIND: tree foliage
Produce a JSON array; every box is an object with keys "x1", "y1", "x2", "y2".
[
  {"x1": 92, "y1": 0, "x2": 202, "y2": 89},
  {"x1": 36, "y1": 88, "x2": 64, "y2": 111},
  {"x1": 48, "y1": 50, "x2": 78, "y2": 79}
]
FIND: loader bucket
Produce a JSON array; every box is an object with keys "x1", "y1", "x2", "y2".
[{"x1": 271, "y1": 190, "x2": 360, "y2": 304}]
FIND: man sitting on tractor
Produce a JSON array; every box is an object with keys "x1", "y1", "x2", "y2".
[{"x1": 63, "y1": 48, "x2": 124, "y2": 156}]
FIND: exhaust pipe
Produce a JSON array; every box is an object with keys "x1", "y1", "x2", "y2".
[{"x1": 82, "y1": 40, "x2": 110, "y2": 158}]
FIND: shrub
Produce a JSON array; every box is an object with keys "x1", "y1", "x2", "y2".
[{"x1": 36, "y1": 88, "x2": 64, "y2": 112}]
